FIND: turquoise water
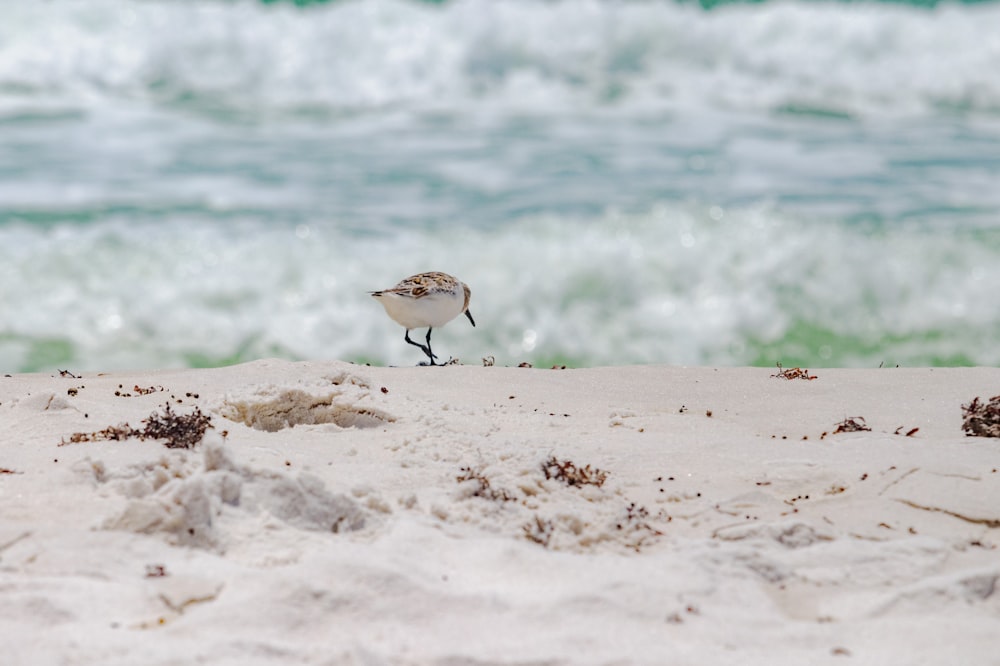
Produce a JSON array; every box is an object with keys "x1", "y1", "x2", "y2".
[{"x1": 1, "y1": 0, "x2": 998, "y2": 371}]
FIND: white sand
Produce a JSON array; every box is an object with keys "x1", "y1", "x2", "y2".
[{"x1": 2, "y1": 360, "x2": 998, "y2": 665}]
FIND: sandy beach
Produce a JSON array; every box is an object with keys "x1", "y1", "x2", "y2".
[{"x1": 2, "y1": 360, "x2": 998, "y2": 665}]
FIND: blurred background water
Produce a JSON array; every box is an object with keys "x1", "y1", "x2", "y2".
[{"x1": 1, "y1": 0, "x2": 998, "y2": 371}]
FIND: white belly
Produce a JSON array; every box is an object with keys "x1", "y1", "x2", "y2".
[{"x1": 374, "y1": 290, "x2": 465, "y2": 329}]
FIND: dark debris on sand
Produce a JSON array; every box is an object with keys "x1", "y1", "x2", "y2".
[
  {"x1": 962, "y1": 395, "x2": 1000, "y2": 438},
  {"x1": 542, "y1": 456, "x2": 608, "y2": 488},
  {"x1": 770, "y1": 363, "x2": 817, "y2": 381},
  {"x1": 833, "y1": 416, "x2": 871, "y2": 434},
  {"x1": 60, "y1": 403, "x2": 213, "y2": 449}
]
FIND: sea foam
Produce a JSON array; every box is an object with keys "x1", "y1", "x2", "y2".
[{"x1": 1, "y1": 0, "x2": 999, "y2": 118}]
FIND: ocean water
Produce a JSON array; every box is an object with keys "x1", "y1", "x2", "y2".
[{"x1": 1, "y1": 0, "x2": 998, "y2": 372}]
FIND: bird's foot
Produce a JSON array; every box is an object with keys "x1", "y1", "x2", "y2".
[{"x1": 418, "y1": 357, "x2": 458, "y2": 367}]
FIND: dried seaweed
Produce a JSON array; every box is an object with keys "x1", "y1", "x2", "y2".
[
  {"x1": 770, "y1": 363, "x2": 817, "y2": 381},
  {"x1": 114, "y1": 384, "x2": 166, "y2": 398},
  {"x1": 60, "y1": 403, "x2": 213, "y2": 449},
  {"x1": 833, "y1": 416, "x2": 871, "y2": 434},
  {"x1": 541, "y1": 456, "x2": 608, "y2": 488},
  {"x1": 522, "y1": 515, "x2": 554, "y2": 547},
  {"x1": 141, "y1": 404, "x2": 213, "y2": 449},
  {"x1": 962, "y1": 395, "x2": 1000, "y2": 438},
  {"x1": 615, "y1": 502, "x2": 665, "y2": 552},
  {"x1": 456, "y1": 466, "x2": 516, "y2": 502}
]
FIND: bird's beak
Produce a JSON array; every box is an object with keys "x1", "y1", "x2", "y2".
[{"x1": 465, "y1": 310, "x2": 476, "y2": 327}]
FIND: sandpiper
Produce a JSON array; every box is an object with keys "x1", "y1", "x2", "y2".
[{"x1": 370, "y1": 271, "x2": 475, "y2": 365}]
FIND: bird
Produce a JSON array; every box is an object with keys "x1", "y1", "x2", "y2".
[{"x1": 370, "y1": 272, "x2": 475, "y2": 365}]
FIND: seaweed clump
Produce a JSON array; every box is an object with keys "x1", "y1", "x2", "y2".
[
  {"x1": 456, "y1": 466, "x2": 516, "y2": 502},
  {"x1": 542, "y1": 456, "x2": 608, "y2": 488},
  {"x1": 962, "y1": 395, "x2": 1000, "y2": 438},
  {"x1": 142, "y1": 404, "x2": 213, "y2": 449},
  {"x1": 771, "y1": 363, "x2": 817, "y2": 380},
  {"x1": 60, "y1": 403, "x2": 213, "y2": 449},
  {"x1": 833, "y1": 416, "x2": 871, "y2": 434},
  {"x1": 615, "y1": 502, "x2": 665, "y2": 552},
  {"x1": 522, "y1": 515, "x2": 554, "y2": 547}
]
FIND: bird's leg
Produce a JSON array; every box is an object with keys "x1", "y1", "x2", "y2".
[
  {"x1": 404, "y1": 329, "x2": 432, "y2": 359},
  {"x1": 424, "y1": 328, "x2": 439, "y2": 365},
  {"x1": 405, "y1": 329, "x2": 438, "y2": 365}
]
